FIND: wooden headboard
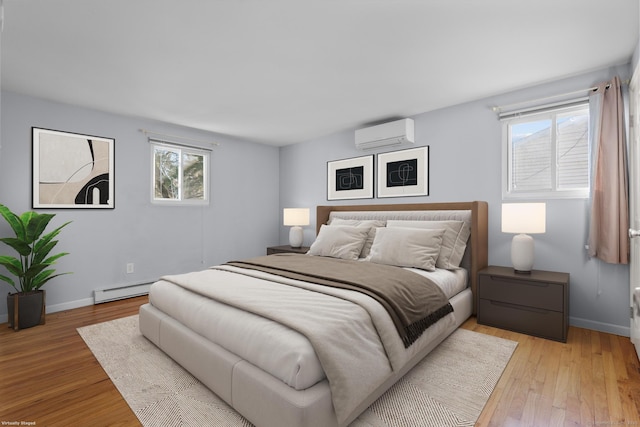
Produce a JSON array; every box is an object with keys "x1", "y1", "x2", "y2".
[{"x1": 316, "y1": 201, "x2": 488, "y2": 315}]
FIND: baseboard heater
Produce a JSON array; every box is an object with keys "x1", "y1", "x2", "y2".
[{"x1": 93, "y1": 282, "x2": 153, "y2": 304}]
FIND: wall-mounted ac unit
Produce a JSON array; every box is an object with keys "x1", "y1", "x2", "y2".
[{"x1": 355, "y1": 118, "x2": 414, "y2": 150}]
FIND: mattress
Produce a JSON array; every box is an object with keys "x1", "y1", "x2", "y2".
[{"x1": 148, "y1": 264, "x2": 467, "y2": 391}]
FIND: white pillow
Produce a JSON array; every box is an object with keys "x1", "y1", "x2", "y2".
[
  {"x1": 307, "y1": 225, "x2": 370, "y2": 260},
  {"x1": 328, "y1": 218, "x2": 385, "y2": 258},
  {"x1": 368, "y1": 227, "x2": 445, "y2": 271},
  {"x1": 386, "y1": 220, "x2": 470, "y2": 269}
]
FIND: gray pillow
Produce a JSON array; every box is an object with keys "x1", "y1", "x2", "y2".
[
  {"x1": 328, "y1": 218, "x2": 386, "y2": 258},
  {"x1": 368, "y1": 227, "x2": 445, "y2": 271},
  {"x1": 386, "y1": 220, "x2": 470, "y2": 269},
  {"x1": 307, "y1": 225, "x2": 370, "y2": 260}
]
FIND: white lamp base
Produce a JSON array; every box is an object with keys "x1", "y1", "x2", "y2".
[
  {"x1": 289, "y1": 226, "x2": 303, "y2": 248},
  {"x1": 511, "y1": 233, "x2": 534, "y2": 273}
]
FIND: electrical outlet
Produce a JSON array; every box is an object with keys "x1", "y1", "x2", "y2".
[{"x1": 126, "y1": 263, "x2": 134, "y2": 274}]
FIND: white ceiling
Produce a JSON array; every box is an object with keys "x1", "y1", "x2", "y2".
[{"x1": 1, "y1": 0, "x2": 638, "y2": 146}]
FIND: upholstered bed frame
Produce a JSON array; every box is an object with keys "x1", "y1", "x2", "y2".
[
  {"x1": 317, "y1": 201, "x2": 488, "y2": 314},
  {"x1": 139, "y1": 201, "x2": 488, "y2": 427}
]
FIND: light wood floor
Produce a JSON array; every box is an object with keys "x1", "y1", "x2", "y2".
[{"x1": 1, "y1": 296, "x2": 639, "y2": 426}]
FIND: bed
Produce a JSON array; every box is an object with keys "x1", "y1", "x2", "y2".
[{"x1": 139, "y1": 201, "x2": 488, "y2": 427}]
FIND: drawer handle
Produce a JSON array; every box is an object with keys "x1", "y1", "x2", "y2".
[
  {"x1": 490, "y1": 300, "x2": 551, "y2": 314},
  {"x1": 489, "y1": 276, "x2": 550, "y2": 287}
]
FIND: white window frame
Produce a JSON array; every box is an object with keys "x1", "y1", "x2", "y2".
[
  {"x1": 502, "y1": 102, "x2": 590, "y2": 200},
  {"x1": 150, "y1": 140, "x2": 210, "y2": 206}
]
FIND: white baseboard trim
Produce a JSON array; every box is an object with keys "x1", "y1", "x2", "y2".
[
  {"x1": 48, "y1": 297, "x2": 95, "y2": 314},
  {"x1": 570, "y1": 316, "x2": 630, "y2": 337},
  {"x1": 0, "y1": 281, "x2": 154, "y2": 323},
  {"x1": 0, "y1": 297, "x2": 94, "y2": 324}
]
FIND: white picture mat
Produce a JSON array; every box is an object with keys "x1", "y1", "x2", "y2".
[
  {"x1": 377, "y1": 146, "x2": 429, "y2": 198},
  {"x1": 327, "y1": 155, "x2": 374, "y2": 200}
]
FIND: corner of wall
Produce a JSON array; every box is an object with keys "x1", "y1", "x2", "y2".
[{"x1": 633, "y1": 35, "x2": 640, "y2": 74}]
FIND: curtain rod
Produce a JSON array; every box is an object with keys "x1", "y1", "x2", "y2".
[
  {"x1": 492, "y1": 79, "x2": 629, "y2": 115},
  {"x1": 139, "y1": 129, "x2": 220, "y2": 148}
]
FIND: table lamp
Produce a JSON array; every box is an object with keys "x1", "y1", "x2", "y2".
[
  {"x1": 283, "y1": 208, "x2": 309, "y2": 248},
  {"x1": 501, "y1": 203, "x2": 546, "y2": 273}
]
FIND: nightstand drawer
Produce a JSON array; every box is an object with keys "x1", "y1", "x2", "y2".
[
  {"x1": 478, "y1": 298, "x2": 565, "y2": 341},
  {"x1": 479, "y1": 274, "x2": 564, "y2": 312}
]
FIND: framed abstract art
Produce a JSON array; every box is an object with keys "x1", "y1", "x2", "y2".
[
  {"x1": 32, "y1": 127, "x2": 115, "y2": 209},
  {"x1": 327, "y1": 155, "x2": 374, "y2": 200},
  {"x1": 376, "y1": 146, "x2": 429, "y2": 198}
]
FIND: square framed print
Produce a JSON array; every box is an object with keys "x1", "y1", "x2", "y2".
[
  {"x1": 377, "y1": 146, "x2": 429, "y2": 198},
  {"x1": 327, "y1": 155, "x2": 374, "y2": 200},
  {"x1": 32, "y1": 127, "x2": 115, "y2": 208}
]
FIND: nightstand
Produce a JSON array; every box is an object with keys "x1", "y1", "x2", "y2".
[
  {"x1": 477, "y1": 266, "x2": 570, "y2": 342},
  {"x1": 266, "y1": 245, "x2": 310, "y2": 255}
]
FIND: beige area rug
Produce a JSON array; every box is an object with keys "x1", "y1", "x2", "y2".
[{"x1": 78, "y1": 315, "x2": 517, "y2": 427}]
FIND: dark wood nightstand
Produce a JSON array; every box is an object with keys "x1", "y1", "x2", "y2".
[
  {"x1": 477, "y1": 266, "x2": 570, "y2": 342},
  {"x1": 266, "y1": 245, "x2": 310, "y2": 255}
]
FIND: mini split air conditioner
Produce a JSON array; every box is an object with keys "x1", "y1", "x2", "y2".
[{"x1": 355, "y1": 118, "x2": 414, "y2": 150}]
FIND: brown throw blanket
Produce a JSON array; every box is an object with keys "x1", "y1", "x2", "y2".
[{"x1": 226, "y1": 253, "x2": 453, "y2": 348}]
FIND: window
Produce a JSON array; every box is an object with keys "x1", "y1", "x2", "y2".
[
  {"x1": 151, "y1": 141, "x2": 209, "y2": 205},
  {"x1": 502, "y1": 103, "x2": 590, "y2": 199}
]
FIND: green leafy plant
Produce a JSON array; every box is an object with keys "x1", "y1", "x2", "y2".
[{"x1": 0, "y1": 204, "x2": 71, "y2": 293}]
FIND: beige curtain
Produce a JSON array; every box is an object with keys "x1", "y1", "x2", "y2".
[{"x1": 588, "y1": 76, "x2": 629, "y2": 264}]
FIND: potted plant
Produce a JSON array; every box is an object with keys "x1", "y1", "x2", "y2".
[{"x1": 0, "y1": 204, "x2": 71, "y2": 331}]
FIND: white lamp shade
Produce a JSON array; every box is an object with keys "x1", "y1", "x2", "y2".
[
  {"x1": 283, "y1": 208, "x2": 310, "y2": 226},
  {"x1": 501, "y1": 203, "x2": 546, "y2": 234}
]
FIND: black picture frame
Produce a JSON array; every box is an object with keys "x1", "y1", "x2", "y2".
[{"x1": 327, "y1": 155, "x2": 374, "y2": 200}]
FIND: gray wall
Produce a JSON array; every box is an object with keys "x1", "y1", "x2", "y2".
[
  {"x1": 634, "y1": 11, "x2": 640, "y2": 73},
  {"x1": 2, "y1": 63, "x2": 636, "y2": 335},
  {"x1": 280, "y1": 64, "x2": 633, "y2": 336},
  {"x1": 0, "y1": 91, "x2": 280, "y2": 320}
]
